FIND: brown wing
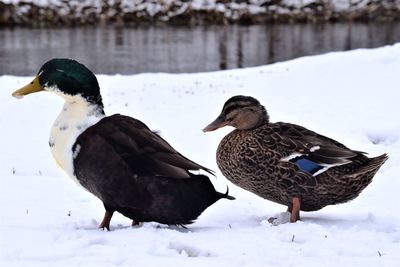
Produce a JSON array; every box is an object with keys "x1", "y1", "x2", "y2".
[{"x1": 273, "y1": 122, "x2": 365, "y2": 166}]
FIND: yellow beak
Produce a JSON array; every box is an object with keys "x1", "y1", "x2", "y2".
[{"x1": 12, "y1": 76, "x2": 43, "y2": 99}]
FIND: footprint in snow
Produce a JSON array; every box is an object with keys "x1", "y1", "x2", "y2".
[
  {"x1": 168, "y1": 242, "x2": 216, "y2": 257},
  {"x1": 367, "y1": 132, "x2": 398, "y2": 145}
]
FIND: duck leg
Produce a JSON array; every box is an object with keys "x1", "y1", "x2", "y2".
[
  {"x1": 131, "y1": 219, "x2": 141, "y2": 227},
  {"x1": 289, "y1": 197, "x2": 301, "y2": 222},
  {"x1": 99, "y1": 210, "x2": 114, "y2": 231}
]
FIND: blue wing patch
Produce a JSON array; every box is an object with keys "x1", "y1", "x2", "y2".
[{"x1": 290, "y1": 156, "x2": 323, "y2": 174}]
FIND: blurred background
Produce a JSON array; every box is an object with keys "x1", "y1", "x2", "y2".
[{"x1": 1, "y1": 0, "x2": 400, "y2": 75}]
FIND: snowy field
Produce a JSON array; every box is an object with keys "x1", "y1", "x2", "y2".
[
  {"x1": 0, "y1": 0, "x2": 386, "y2": 10},
  {"x1": 1, "y1": 44, "x2": 399, "y2": 266}
]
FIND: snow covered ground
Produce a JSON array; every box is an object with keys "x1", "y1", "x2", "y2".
[
  {"x1": 1, "y1": 44, "x2": 399, "y2": 266},
  {"x1": 3, "y1": 0, "x2": 400, "y2": 24},
  {"x1": 2, "y1": 0, "x2": 395, "y2": 10}
]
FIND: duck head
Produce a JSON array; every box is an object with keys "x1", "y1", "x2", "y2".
[
  {"x1": 203, "y1": 95, "x2": 269, "y2": 132},
  {"x1": 12, "y1": 58, "x2": 104, "y2": 110}
]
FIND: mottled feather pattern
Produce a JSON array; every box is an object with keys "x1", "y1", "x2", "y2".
[{"x1": 217, "y1": 121, "x2": 388, "y2": 211}]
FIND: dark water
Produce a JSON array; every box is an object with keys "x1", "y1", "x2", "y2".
[{"x1": 1, "y1": 23, "x2": 399, "y2": 75}]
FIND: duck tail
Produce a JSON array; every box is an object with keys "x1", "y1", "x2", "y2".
[
  {"x1": 217, "y1": 186, "x2": 236, "y2": 200},
  {"x1": 348, "y1": 153, "x2": 388, "y2": 177}
]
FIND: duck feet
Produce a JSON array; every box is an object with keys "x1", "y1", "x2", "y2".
[
  {"x1": 268, "y1": 197, "x2": 302, "y2": 225},
  {"x1": 131, "y1": 219, "x2": 142, "y2": 228},
  {"x1": 268, "y1": 212, "x2": 291, "y2": 225},
  {"x1": 99, "y1": 210, "x2": 114, "y2": 231}
]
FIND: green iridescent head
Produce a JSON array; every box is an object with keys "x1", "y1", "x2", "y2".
[{"x1": 12, "y1": 58, "x2": 103, "y2": 106}]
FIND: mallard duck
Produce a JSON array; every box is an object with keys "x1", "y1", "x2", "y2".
[
  {"x1": 203, "y1": 95, "x2": 388, "y2": 223},
  {"x1": 12, "y1": 58, "x2": 234, "y2": 230}
]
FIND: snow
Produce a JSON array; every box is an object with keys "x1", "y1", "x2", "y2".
[
  {"x1": 1, "y1": 44, "x2": 400, "y2": 266},
  {"x1": 3, "y1": 0, "x2": 398, "y2": 14}
]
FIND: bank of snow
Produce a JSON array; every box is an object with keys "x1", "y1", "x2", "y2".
[
  {"x1": 0, "y1": 44, "x2": 399, "y2": 267},
  {"x1": 1, "y1": 0, "x2": 400, "y2": 26}
]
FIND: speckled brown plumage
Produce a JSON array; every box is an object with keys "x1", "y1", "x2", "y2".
[
  {"x1": 204, "y1": 95, "x2": 388, "y2": 222},
  {"x1": 217, "y1": 122, "x2": 387, "y2": 211}
]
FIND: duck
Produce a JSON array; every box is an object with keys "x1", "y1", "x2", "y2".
[
  {"x1": 203, "y1": 95, "x2": 388, "y2": 223},
  {"x1": 12, "y1": 58, "x2": 234, "y2": 230}
]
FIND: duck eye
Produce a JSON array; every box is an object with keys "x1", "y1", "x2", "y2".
[{"x1": 226, "y1": 115, "x2": 236, "y2": 122}]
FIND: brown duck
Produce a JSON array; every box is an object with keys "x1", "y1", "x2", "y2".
[{"x1": 203, "y1": 95, "x2": 388, "y2": 223}]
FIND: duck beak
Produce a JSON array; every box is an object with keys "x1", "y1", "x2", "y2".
[
  {"x1": 12, "y1": 76, "x2": 43, "y2": 99},
  {"x1": 203, "y1": 115, "x2": 229, "y2": 132}
]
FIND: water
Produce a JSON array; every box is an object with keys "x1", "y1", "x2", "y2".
[{"x1": 1, "y1": 23, "x2": 399, "y2": 76}]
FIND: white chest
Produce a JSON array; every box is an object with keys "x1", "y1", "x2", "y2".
[{"x1": 49, "y1": 97, "x2": 104, "y2": 184}]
